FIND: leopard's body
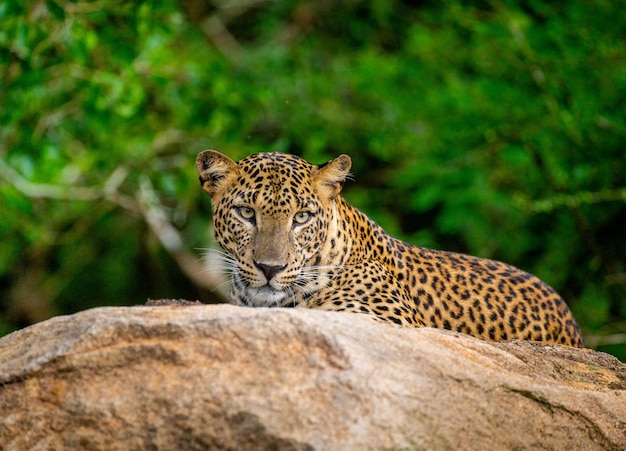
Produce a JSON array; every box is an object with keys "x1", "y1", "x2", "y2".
[{"x1": 197, "y1": 150, "x2": 583, "y2": 347}]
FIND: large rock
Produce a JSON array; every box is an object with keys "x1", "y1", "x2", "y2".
[{"x1": 0, "y1": 304, "x2": 624, "y2": 450}]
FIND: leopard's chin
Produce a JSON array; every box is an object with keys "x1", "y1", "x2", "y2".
[{"x1": 242, "y1": 285, "x2": 290, "y2": 307}]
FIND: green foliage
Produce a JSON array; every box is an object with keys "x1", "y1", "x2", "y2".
[{"x1": 1, "y1": 0, "x2": 624, "y2": 359}]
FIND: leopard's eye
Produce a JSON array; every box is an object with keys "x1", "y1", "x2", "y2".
[
  {"x1": 236, "y1": 206, "x2": 256, "y2": 222},
  {"x1": 293, "y1": 211, "x2": 311, "y2": 225}
]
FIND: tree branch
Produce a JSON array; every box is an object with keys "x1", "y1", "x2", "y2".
[{"x1": 0, "y1": 158, "x2": 227, "y2": 299}]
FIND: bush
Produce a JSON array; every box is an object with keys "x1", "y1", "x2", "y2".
[{"x1": 1, "y1": 0, "x2": 624, "y2": 359}]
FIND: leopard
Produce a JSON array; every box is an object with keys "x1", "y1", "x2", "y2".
[{"x1": 196, "y1": 150, "x2": 584, "y2": 347}]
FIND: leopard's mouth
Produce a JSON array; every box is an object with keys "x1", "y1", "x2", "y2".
[{"x1": 233, "y1": 269, "x2": 301, "y2": 307}]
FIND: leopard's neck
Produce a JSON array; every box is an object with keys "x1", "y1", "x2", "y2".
[{"x1": 331, "y1": 196, "x2": 400, "y2": 266}]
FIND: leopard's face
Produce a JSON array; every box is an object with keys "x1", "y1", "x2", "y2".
[{"x1": 197, "y1": 151, "x2": 351, "y2": 307}]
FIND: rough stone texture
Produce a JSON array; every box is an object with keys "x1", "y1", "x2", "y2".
[{"x1": 0, "y1": 304, "x2": 624, "y2": 450}]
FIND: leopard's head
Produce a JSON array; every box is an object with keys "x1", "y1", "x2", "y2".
[{"x1": 196, "y1": 150, "x2": 351, "y2": 307}]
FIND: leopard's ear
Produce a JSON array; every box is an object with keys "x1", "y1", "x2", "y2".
[
  {"x1": 196, "y1": 150, "x2": 238, "y2": 197},
  {"x1": 313, "y1": 154, "x2": 352, "y2": 199}
]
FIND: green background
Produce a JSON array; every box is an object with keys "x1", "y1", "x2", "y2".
[{"x1": 1, "y1": 0, "x2": 625, "y2": 360}]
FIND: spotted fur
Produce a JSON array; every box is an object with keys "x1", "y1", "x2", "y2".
[{"x1": 196, "y1": 150, "x2": 583, "y2": 347}]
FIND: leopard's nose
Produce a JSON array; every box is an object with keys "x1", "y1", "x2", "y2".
[{"x1": 254, "y1": 261, "x2": 287, "y2": 281}]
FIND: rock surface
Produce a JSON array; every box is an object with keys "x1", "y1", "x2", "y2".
[{"x1": 0, "y1": 304, "x2": 625, "y2": 450}]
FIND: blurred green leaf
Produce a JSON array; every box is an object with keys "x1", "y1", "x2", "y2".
[{"x1": 0, "y1": 0, "x2": 624, "y2": 360}]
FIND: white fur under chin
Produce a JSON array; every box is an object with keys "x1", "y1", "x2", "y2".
[{"x1": 242, "y1": 286, "x2": 288, "y2": 307}]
